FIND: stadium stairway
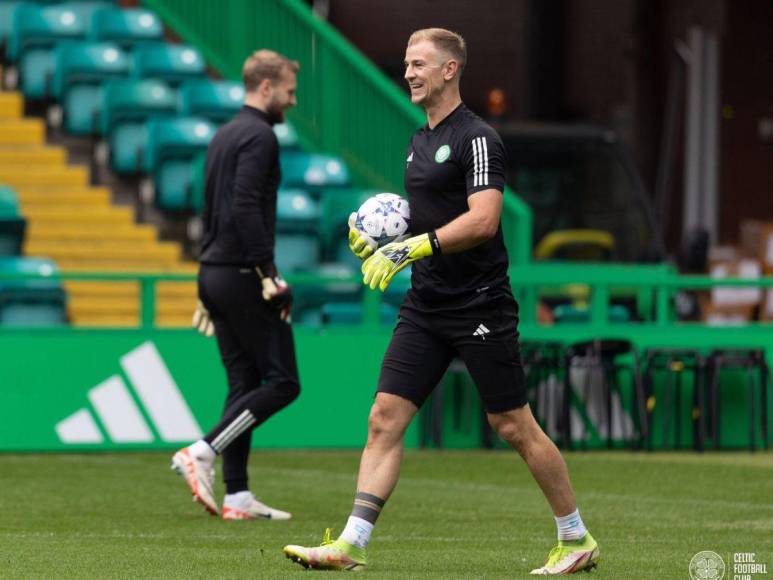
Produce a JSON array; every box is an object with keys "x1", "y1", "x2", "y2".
[{"x1": 0, "y1": 89, "x2": 198, "y2": 327}]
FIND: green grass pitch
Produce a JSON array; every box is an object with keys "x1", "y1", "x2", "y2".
[{"x1": 1, "y1": 451, "x2": 771, "y2": 578}]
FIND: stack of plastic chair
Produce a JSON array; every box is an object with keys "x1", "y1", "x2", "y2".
[
  {"x1": 142, "y1": 117, "x2": 215, "y2": 212},
  {"x1": 0, "y1": 185, "x2": 25, "y2": 256},
  {"x1": 100, "y1": 78, "x2": 178, "y2": 174},
  {"x1": 52, "y1": 42, "x2": 130, "y2": 135},
  {"x1": 179, "y1": 79, "x2": 244, "y2": 124},
  {"x1": 8, "y1": 3, "x2": 87, "y2": 99}
]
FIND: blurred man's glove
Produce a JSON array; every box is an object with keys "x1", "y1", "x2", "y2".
[
  {"x1": 362, "y1": 232, "x2": 437, "y2": 292},
  {"x1": 348, "y1": 212, "x2": 378, "y2": 260},
  {"x1": 192, "y1": 300, "x2": 215, "y2": 337},
  {"x1": 259, "y1": 272, "x2": 293, "y2": 322}
]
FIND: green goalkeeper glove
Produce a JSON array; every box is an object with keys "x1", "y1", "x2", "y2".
[
  {"x1": 361, "y1": 232, "x2": 438, "y2": 291},
  {"x1": 347, "y1": 212, "x2": 378, "y2": 260}
]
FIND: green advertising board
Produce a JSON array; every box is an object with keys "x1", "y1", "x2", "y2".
[{"x1": 0, "y1": 328, "x2": 398, "y2": 451}]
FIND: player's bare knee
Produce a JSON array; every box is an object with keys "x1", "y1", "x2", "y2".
[{"x1": 367, "y1": 401, "x2": 407, "y2": 441}]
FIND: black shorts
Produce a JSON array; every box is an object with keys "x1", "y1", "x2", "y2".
[{"x1": 377, "y1": 291, "x2": 527, "y2": 414}]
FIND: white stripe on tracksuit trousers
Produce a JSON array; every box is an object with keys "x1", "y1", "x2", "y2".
[{"x1": 210, "y1": 409, "x2": 257, "y2": 453}]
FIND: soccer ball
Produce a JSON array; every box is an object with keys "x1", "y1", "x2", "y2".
[{"x1": 355, "y1": 193, "x2": 411, "y2": 247}]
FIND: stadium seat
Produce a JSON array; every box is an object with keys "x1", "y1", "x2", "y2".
[
  {"x1": 9, "y1": 4, "x2": 87, "y2": 98},
  {"x1": 89, "y1": 7, "x2": 164, "y2": 48},
  {"x1": 318, "y1": 188, "x2": 376, "y2": 264},
  {"x1": 280, "y1": 151, "x2": 350, "y2": 189},
  {"x1": 100, "y1": 78, "x2": 178, "y2": 174},
  {"x1": 0, "y1": 256, "x2": 66, "y2": 326},
  {"x1": 273, "y1": 121, "x2": 300, "y2": 150},
  {"x1": 0, "y1": 2, "x2": 23, "y2": 61},
  {"x1": 0, "y1": 186, "x2": 25, "y2": 256},
  {"x1": 132, "y1": 44, "x2": 206, "y2": 86},
  {"x1": 179, "y1": 79, "x2": 244, "y2": 124},
  {"x1": 143, "y1": 117, "x2": 216, "y2": 211},
  {"x1": 292, "y1": 263, "x2": 361, "y2": 324},
  {"x1": 53, "y1": 42, "x2": 130, "y2": 135},
  {"x1": 60, "y1": 1, "x2": 115, "y2": 25},
  {"x1": 275, "y1": 189, "x2": 320, "y2": 273}
]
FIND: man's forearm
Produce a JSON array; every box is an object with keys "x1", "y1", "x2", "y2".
[{"x1": 435, "y1": 208, "x2": 498, "y2": 254}]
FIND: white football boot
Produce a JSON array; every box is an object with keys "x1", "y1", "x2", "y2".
[{"x1": 221, "y1": 490, "x2": 291, "y2": 521}]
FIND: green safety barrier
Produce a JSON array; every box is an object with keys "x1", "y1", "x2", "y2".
[
  {"x1": 1, "y1": 268, "x2": 772, "y2": 451},
  {"x1": 139, "y1": 0, "x2": 533, "y2": 264}
]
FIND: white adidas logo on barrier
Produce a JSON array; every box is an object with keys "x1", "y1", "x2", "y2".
[{"x1": 55, "y1": 341, "x2": 202, "y2": 444}]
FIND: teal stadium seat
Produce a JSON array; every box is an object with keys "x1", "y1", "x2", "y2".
[
  {"x1": 0, "y1": 2, "x2": 24, "y2": 60},
  {"x1": 53, "y1": 42, "x2": 129, "y2": 135},
  {"x1": 132, "y1": 44, "x2": 206, "y2": 86},
  {"x1": 9, "y1": 3, "x2": 86, "y2": 98},
  {"x1": 275, "y1": 189, "x2": 320, "y2": 273},
  {"x1": 318, "y1": 188, "x2": 376, "y2": 266},
  {"x1": 101, "y1": 78, "x2": 178, "y2": 173},
  {"x1": 273, "y1": 121, "x2": 300, "y2": 150},
  {"x1": 0, "y1": 257, "x2": 66, "y2": 326},
  {"x1": 179, "y1": 79, "x2": 244, "y2": 124},
  {"x1": 89, "y1": 7, "x2": 163, "y2": 48},
  {"x1": 143, "y1": 117, "x2": 215, "y2": 211},
  {"x1": 0, "y1": 186, "x2": 26, "y2": 256},
  {"x1": 291, "y1": 263, "x2": 361, "y2": 325},
  {"x1": 280, "y1": 151, "x2": 350, "y2": 190},
  {"x1": 60, "y1": 1, "x2": 115, "y2": 23}
]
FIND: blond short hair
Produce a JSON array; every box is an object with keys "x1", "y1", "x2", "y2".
[
  {"x1": 242, "y1": 49, "x2": 299, "y2": 91},
  {"x1": 407, "y1": 28, "x2": 467, "y2": 73}
]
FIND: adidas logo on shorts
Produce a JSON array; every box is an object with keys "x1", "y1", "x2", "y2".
[{"x1": 473, "y1": 323, "x2": 490, "y2": 341}]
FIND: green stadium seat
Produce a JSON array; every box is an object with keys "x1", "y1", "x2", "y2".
[
  {"x1": 9, "y1": 4, "x2": 87, "y2": 98},
  {"x1": 0, "y1": 257, "x2": 66, "y2": 326},
  {"x1": 319, "y1": 188, "x2": 376, "y2": 264},
  {"x1": 132, "y1": 44, "x2": 206, "y2": 86},
  {"x1": 101, "y1": 78, "x2": 178, "y2": 173},
  {"x1": 0, "y1": 186, "x2": 25, "y2": 256},
  {"x1": 273, "y1": 122, "x2": 300, "y2": 150},
  {"x1": 53, "y1": 42, "x2": 130, "y2": 135},
  {"x1": 179, "y1": 79, "x2": 244, "y2": 124},
  {"x1": 292, "y1": 263, "x2": 360, "y2": 324},
  {"x1": 144, "y1": 117, "x2": 216, "y2": 211},
  {"x1": 0, "y1": 2, "x2": 24, "y2": 59},
  {"x1": 280, "y1": 151, "x2": 350, "y2": 189},
  {"x1": 89, "y1": 7, "x2": 163, "y2": 48},
  {"x1": 275, "y1": 189, "x2": 320, "y2": 273},
  {"x1": 61, "y1": 1, "x2": 114, "y2": 25}
]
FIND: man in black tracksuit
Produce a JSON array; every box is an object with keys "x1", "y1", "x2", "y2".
[{"x1": 171, "y1": 49, "x2": 300, "y2": 521}]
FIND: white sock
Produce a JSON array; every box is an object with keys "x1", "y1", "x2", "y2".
[
  {"x1": 189, "y1": 439, "x2": 216, "y2": 463},
  {"x1": 555, "y1": 509, "x2": 587, "y2": 541},
  {"x1": 339, "y1": 516, "x2": 374, "y2": 549},
  {"x1": 224, "y1": 491, "x2": 253, "y2": 507}
]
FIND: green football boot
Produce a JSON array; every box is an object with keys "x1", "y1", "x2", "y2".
[
  {"x1": 530, "y1": 532, "x2": 599, "y2": 575},
  {"x1": 283, "y1": 528, "x2": 367, "y2": 571}
]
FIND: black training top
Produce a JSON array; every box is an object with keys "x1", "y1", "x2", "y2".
[
  {"x1": 200, "y1": 105, "x2": 280, "y2": 273},
  {"x1": 404, "y1": 103, "x2": 511, "y2": 306}
]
